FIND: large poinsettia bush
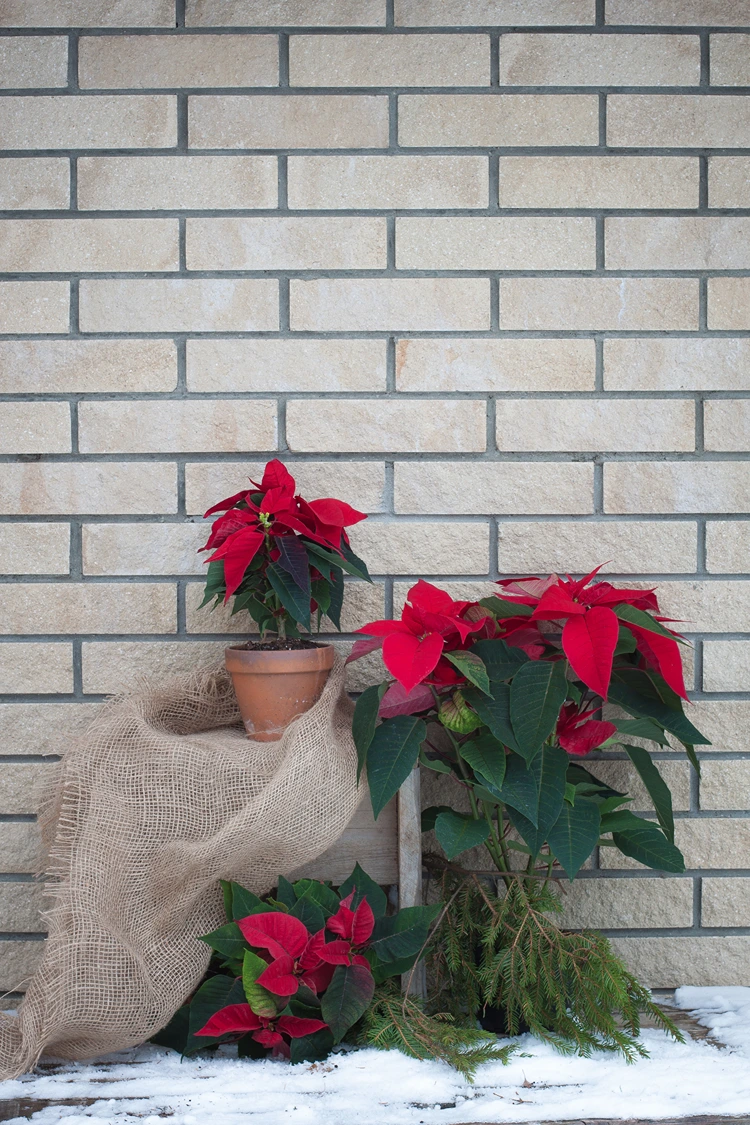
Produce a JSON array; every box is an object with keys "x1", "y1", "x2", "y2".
[
  {"x1": 199, "y1": 459, "x2": 370, "y2": 638},
  {"x1": 154, "y1": 865, "x2": 440, "y2": 1065},
  {"x1": 350, "y1": 569, "x2": 710, "y2": 879}
]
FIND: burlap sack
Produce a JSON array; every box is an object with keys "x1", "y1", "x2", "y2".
[{"x1": 0, "y1": 655, "x2": 360, "y2": 1080}]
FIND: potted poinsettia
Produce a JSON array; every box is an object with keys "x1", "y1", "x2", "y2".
[
  {"x1": 199, "y1": 459, "x2": 370, "y2": 741},
  {"x1": 349, "y1": 569, "x2": 706, "y2": 1057}
]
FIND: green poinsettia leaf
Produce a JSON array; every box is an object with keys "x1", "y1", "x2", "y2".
[
  {"x1": 510, "y1": 660, "x2": 568, "y2": 764},
  {"x1": 547, "y1": 796, "x2": 601, "y2": 880},
  {"x1": 366, "y1": 715, "x2": 426, "y2": 819},
  {"x1": 435, "y1": 810, "x2": 490, "y2": 860},
  {"x1": 242, "y1": 949, "x2": 278, "y2": 1018},
  {"x1": 444, "y1": 650, "x2": 493, "y2": 696},
  {"x1": 439, "y1": 690, "x2": 483, "y2": 734},
  {"x1": 321, "y1": 964, "x2": 375, "y2": 1044}
]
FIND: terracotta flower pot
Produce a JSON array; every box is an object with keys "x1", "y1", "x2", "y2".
[{"x1": 225, "y1": 644, "x2": 335, "y2": 742}]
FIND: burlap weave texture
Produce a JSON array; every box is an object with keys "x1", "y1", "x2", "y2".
[{"x1": 0, "y1": 655, "x2": 360, "y2": 1079}]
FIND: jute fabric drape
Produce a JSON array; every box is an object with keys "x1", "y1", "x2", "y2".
[{"x1": 0, "y1": 656, "x2": 359, "y2": 1079}]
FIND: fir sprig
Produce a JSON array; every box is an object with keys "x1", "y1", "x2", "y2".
[
  {"x1": 428, "y1": 868, "x2": 684, "y2": 1063},
  {"x1": 358, "y1": 980, "x2": 516, "y2": 1081}
]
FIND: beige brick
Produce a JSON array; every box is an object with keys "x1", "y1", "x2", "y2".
[
  {"x1": 0, "y1": 702, "x2": 101, "y2": 756},
  {"x1": 603, "y1": 818, "x2": 750, "y2": 871},
  {"x1": 0, "y1": 158, "x2": 69, "y2": 210},
  {"x1": 185, "y1": 460, "x2": 387, "y2": 517},
  {"x1": 2, "y1": 524, "x2": 69, "y2": 575},
  {"x1": 0, "y1": 95, "x2": 176, "y2": 150},
  {"x1": 497, "y1": 155, "x2": 698, "y2": 209},
  {"x1": 290, "y1": 278, "x2": 490, "y2": 331},
  {"x1": 0, "y1": 0, "x2": 174, "y2": 26},
  {"x1": 0, "y1": 340, "x2": 177, "y2": 395},
  {"x1": 496, "y1": 399, "x2": 694, "y2": 453},
  {"x1": 701, "y1": 763, "x2": 750, "y2": 813},
  {"x1": 709, "y1": 278, "x2": 750, "y2": 330},
  {"x1": 81, "y1": 640, "x2": 227, "y2": 694},
  {"x1": 706, "y1": 522, "x2": 750, "y2": 574},
  {"x1": 396, "y1": 0, "x2": 595, "y2": 25},
  {"x1": 0, "y1": 940, "x2": 44, "y2": 992},
  {"x1": 604, "y1": 338, "x2": 750, "y2": 392},
  {"x1": 590, "y1": 761, "x2": 691, "y2": 813},
  {"x1": 399, "y1": 93, "x2": 598, "y2": 147},
  {"x1": 702, "y1": 878, "x2": 750, "y2": 927},
  {"x1": 395, "y1": 462, "x2": 594, "y2": 515},
  {"x1": 708, "y1": 157, "x2": 750, "y2": 208},
  {"x1": 1, "y1": 763, "x2": 53, "y2": 815},
  {"x1": 605, "y1": 463, "x2": 750, "y2": 515},
  {"x1": 0, "y1": 36, "x2": 68, "y2": 88},
  {"x1": 79, "y1": 279, "x2": 278, "y2": 333},
  {"x1": 0, "y1": 583, "x2": 176, "y2": 636},
  {"x1": 607, "y1": 217, "x2": 750, "y2": 270},
  {"x1": 79, "y1": 155, "x2": 277, "y2": 210},
  {"x1": 497, "y1": 520, "x2": 697, "y2": 575},
  {"x1": 79, "y1": 34, "x2": 278, "y2": 89},
  {"x1": 676, "y1": 701, "x2": 750, "y2": 753},
  {"x1": 557, "y1": 877, "x2": 693, "y2": 931},
  {"x1": 0, "y1": 281, "x2": 68, "y2": 334},
  {"x1": 287, "y1": 399, "x2": 485, "y2": 454},
  {"x1": 79, "y1": 400, "x2": 277, "y2": 455},
  {"x1": 0, "y1": 403, "x2": 70, "y2": 455},
  {"x1": 498, "y1": 278, "x2": 697, "y2": 331},
  {"x1": 500, "y1": 33, "x2": 698, "y2": 87},
  {"x1": 703, "y1": 642, "x2": 750, "y2": 692},
  {"x1": 608, "y1": 95, "x2": 750, "y2": 148},
  {"x1": 290, "y1": 33, "x2": 489, "y2": 87},
  {"x1": 0, "y1": 823, "x2": 42, "y2": 874},
  {"x1": 287, "y1": 155, "x2": 487, "y2": 210},
  {"x1": 612, "y1": 936, "x2": 750, "y2": 988},
  {"x1": 0, "y1": 218, "x2": 178, "y2": 273},
  {"x1": 396, "y1": 338, "x2": 595, "y2": 393},
  {"x1": 184, "y1": 579, "x2": 384, "y2": 636},
  {"x1": 348, "y1": 520, "x2": 490, "y2": 575},
  {"x1": 83, "y1": 522, "x2": 205, "y2": 576},
  {"x1": 0, "y1": 643, "x2": 73, "y2": 694},
  {"x1": 187, "y1": 339, "x2": 385, "y2": 393},
  {"x1": 396, "y1": 216, "x2": 594, "y2": 271},
  {"x1": 0, "y1": 463, "x2": 176, "y2": 516},
  {"x1": 607, "y1": 0, "x2": 750, "y2": 24},
  {"x1": 705, "y1": 401, "x2": 750, "y2": 453},
  {"x1": 711, "y1": 34, "x2": 750, "y2": 86},
  {"x1": 187, "y1": 217, "x2": 386, "y2": 270},
  {"x1": 186, "y1": 1, "x2": 386, "y2": 25},
  {"x1": 0, "y1": 883, "x2": 47, "y2": 932},
  {"x1": 189, "y1": 94, "x2": 388, "y2": 149}
]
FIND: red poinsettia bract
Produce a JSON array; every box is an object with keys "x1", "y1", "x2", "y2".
[
  {"x1": 200, "y1": 459, "x2": 366, "y2": 601},
  {"x1": 195, "y1": 1002, "x2": 326, "y2": 1053},
  {"x1": 556, "y1": 701, "x2": 617, "y2": 757},
  {"x1": 354, "y1": 580, "x2": 491, "y2": 694},
  {"x1": 237, "y1": 912, "x2": 333, "y2": 997},
  {"x1": 495, "y1": 566, "x2": 687, "y2": 701}
]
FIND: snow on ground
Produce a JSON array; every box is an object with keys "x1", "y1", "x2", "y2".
[{"x1": 1, "y1": 988, "x2": 750, "y2": 1124}]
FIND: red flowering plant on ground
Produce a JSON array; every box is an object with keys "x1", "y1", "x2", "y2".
[
  {"x1": 350, "y1": 569, "x2": 709, "y2": 881},
  {"x1": 199, "y1": 458, "x2": 370, "y2": 639},
  {"x1": 153, "y1": 865, "x2": 439, "y2": 1064}
]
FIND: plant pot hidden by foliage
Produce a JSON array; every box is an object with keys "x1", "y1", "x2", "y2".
[
  {"x1": 349, "y1": 570, "x2": 706, "y2": 1055},
  {"x1": 199, "y1": 459, "x2": 371, "y2": 740},
  {"x1": 151, "y1": 865, "x2": 510, "y2": 1077}
]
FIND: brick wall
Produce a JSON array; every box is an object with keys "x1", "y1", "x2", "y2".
[{"x1": 1, "y1": 0, "x2": 750, "y2": 998}]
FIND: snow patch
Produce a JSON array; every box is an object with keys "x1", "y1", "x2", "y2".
[{"x1": 2, "y1": 991, "x2": 750, "y2": 1123}]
